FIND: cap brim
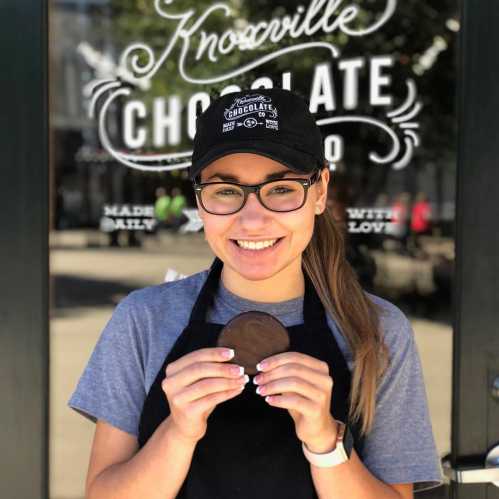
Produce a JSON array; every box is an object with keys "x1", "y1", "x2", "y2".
[{"x1": 189, "y1": 139, "x2": 321, "y2": 180}]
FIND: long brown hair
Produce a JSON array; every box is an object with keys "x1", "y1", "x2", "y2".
[{"x1": 302, "y1": 168, "x2": 390, "y2": 437}]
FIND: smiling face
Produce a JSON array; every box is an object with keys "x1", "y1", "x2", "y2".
[{"x1": 196, "y1": 153, "x2": 329, "y2": 294}]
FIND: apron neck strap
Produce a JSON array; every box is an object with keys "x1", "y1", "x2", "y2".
[
  {"x1": 303, "y1": 270, "x2": 329, "y2": 325},
  {"x1": 189, "y1": 256, "x2": 223, "y2": 323},
  {"x1": 189, "y1": 256, "x2": 328, "y2": 326}
]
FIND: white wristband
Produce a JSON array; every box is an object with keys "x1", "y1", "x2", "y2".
[{"x1": 301, "y1": 420, "x2": 350, "y2": 468}]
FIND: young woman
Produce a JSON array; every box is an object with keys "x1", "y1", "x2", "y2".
[{"x1": 68, "y1": 88, "x2": 443, "y2": 498}]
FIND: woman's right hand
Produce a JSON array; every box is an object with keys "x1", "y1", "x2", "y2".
[{"x1": 161, "y1": 347, "x2": 248, "y2": 443}]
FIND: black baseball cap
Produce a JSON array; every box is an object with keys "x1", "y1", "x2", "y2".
[{"x1": 189, "y1": 88, "x2": 326, "y2": 181}]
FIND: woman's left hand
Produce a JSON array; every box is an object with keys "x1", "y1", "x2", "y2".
[{"x1": 254, "y1": 352, "x2": 339, "y2": 452}]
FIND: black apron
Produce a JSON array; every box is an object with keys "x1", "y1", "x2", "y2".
[{"x1": 138, "y1": 256, "x2": 364, "y2": 498}]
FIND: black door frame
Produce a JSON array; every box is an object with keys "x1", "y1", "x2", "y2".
[
  {"x1": 1, "y1": 0, "x2": 498, "y2": 498},
  {"x1": 0, "y1": 0, "x2": 49, "y2": 498},
  {"x1": 447, "y1": 0, "x2": 499, "y2": 497}
]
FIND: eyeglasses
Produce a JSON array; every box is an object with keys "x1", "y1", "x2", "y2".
[{"x1": 193, "y1": 169, "x2": 322, "y2": 215}]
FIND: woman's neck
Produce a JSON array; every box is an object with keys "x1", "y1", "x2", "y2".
[{"x1": 220, "y1": 257, "x2": 305, "y2": 303}]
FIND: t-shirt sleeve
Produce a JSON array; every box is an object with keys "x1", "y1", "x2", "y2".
[
  {"x1": 361, "y1": 306, "x2": 445, "y2": 493},
  {"x1": 67, "y1": 292, "x2": 146, "y2": 437}
]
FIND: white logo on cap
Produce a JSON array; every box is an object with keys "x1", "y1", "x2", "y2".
[{"x1": 222, "y1": 93, "x2": 279, "y2": 133}]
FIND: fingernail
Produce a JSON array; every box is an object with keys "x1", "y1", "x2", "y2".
[
  {"x1": 231, "y1": 365, "x2": 244, "y2": 375},
  {"x1": 243, "y1": 374, "x2": 249, "y2": 384},
  {"x1": 223, "y1": 349, "x2": 235, "y2": 359},
  {"x1": 256, "y1": 361, "x2": 265, "y2": 371}
]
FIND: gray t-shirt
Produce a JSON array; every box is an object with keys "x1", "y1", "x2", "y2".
[{"x1": 68, "y1": 268, "x2": 444, "y2": 492}]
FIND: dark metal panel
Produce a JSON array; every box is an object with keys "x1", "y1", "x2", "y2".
[
  {"x1": 451, "y1": 0, "x2": 499, "y2": 497},
  {"x1": 0, "y1": 0, "x2": 49, "y2": 498},
  {"x1": 420, "y1": 486, "x2": 451, "y2": 499}
]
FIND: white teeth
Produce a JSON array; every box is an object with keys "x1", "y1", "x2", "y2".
[{"x1": 236, "y1": 239, "x2": 279, "y2": 250}]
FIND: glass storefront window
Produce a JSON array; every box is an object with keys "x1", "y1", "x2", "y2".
[{"x1": 50, "y1": 1, "x2": 458, "y2": 496}]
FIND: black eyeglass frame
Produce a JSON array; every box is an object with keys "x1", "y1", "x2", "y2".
[{"x1": 193, "y1": 168, "x2": 323, "y2": 215}]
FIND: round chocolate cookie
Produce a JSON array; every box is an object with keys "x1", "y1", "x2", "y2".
[{"x1": 217, "y1": 311, "x2": 290, "y2": 375}]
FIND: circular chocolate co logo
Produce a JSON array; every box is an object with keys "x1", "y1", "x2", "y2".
[{"x1": 244, "y1": 117, "x2": 258, "y2": 128}]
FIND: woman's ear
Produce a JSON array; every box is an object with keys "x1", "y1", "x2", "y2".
[
  {"x1": 192, "y1": 181, "x2": 205, "y2": 218},
  {"x1": 315, "y1": 165, "x2": 330, "y2": 214},
  {"x1": 194, "y1": 195, "x2": 205, "y2": 219}
]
